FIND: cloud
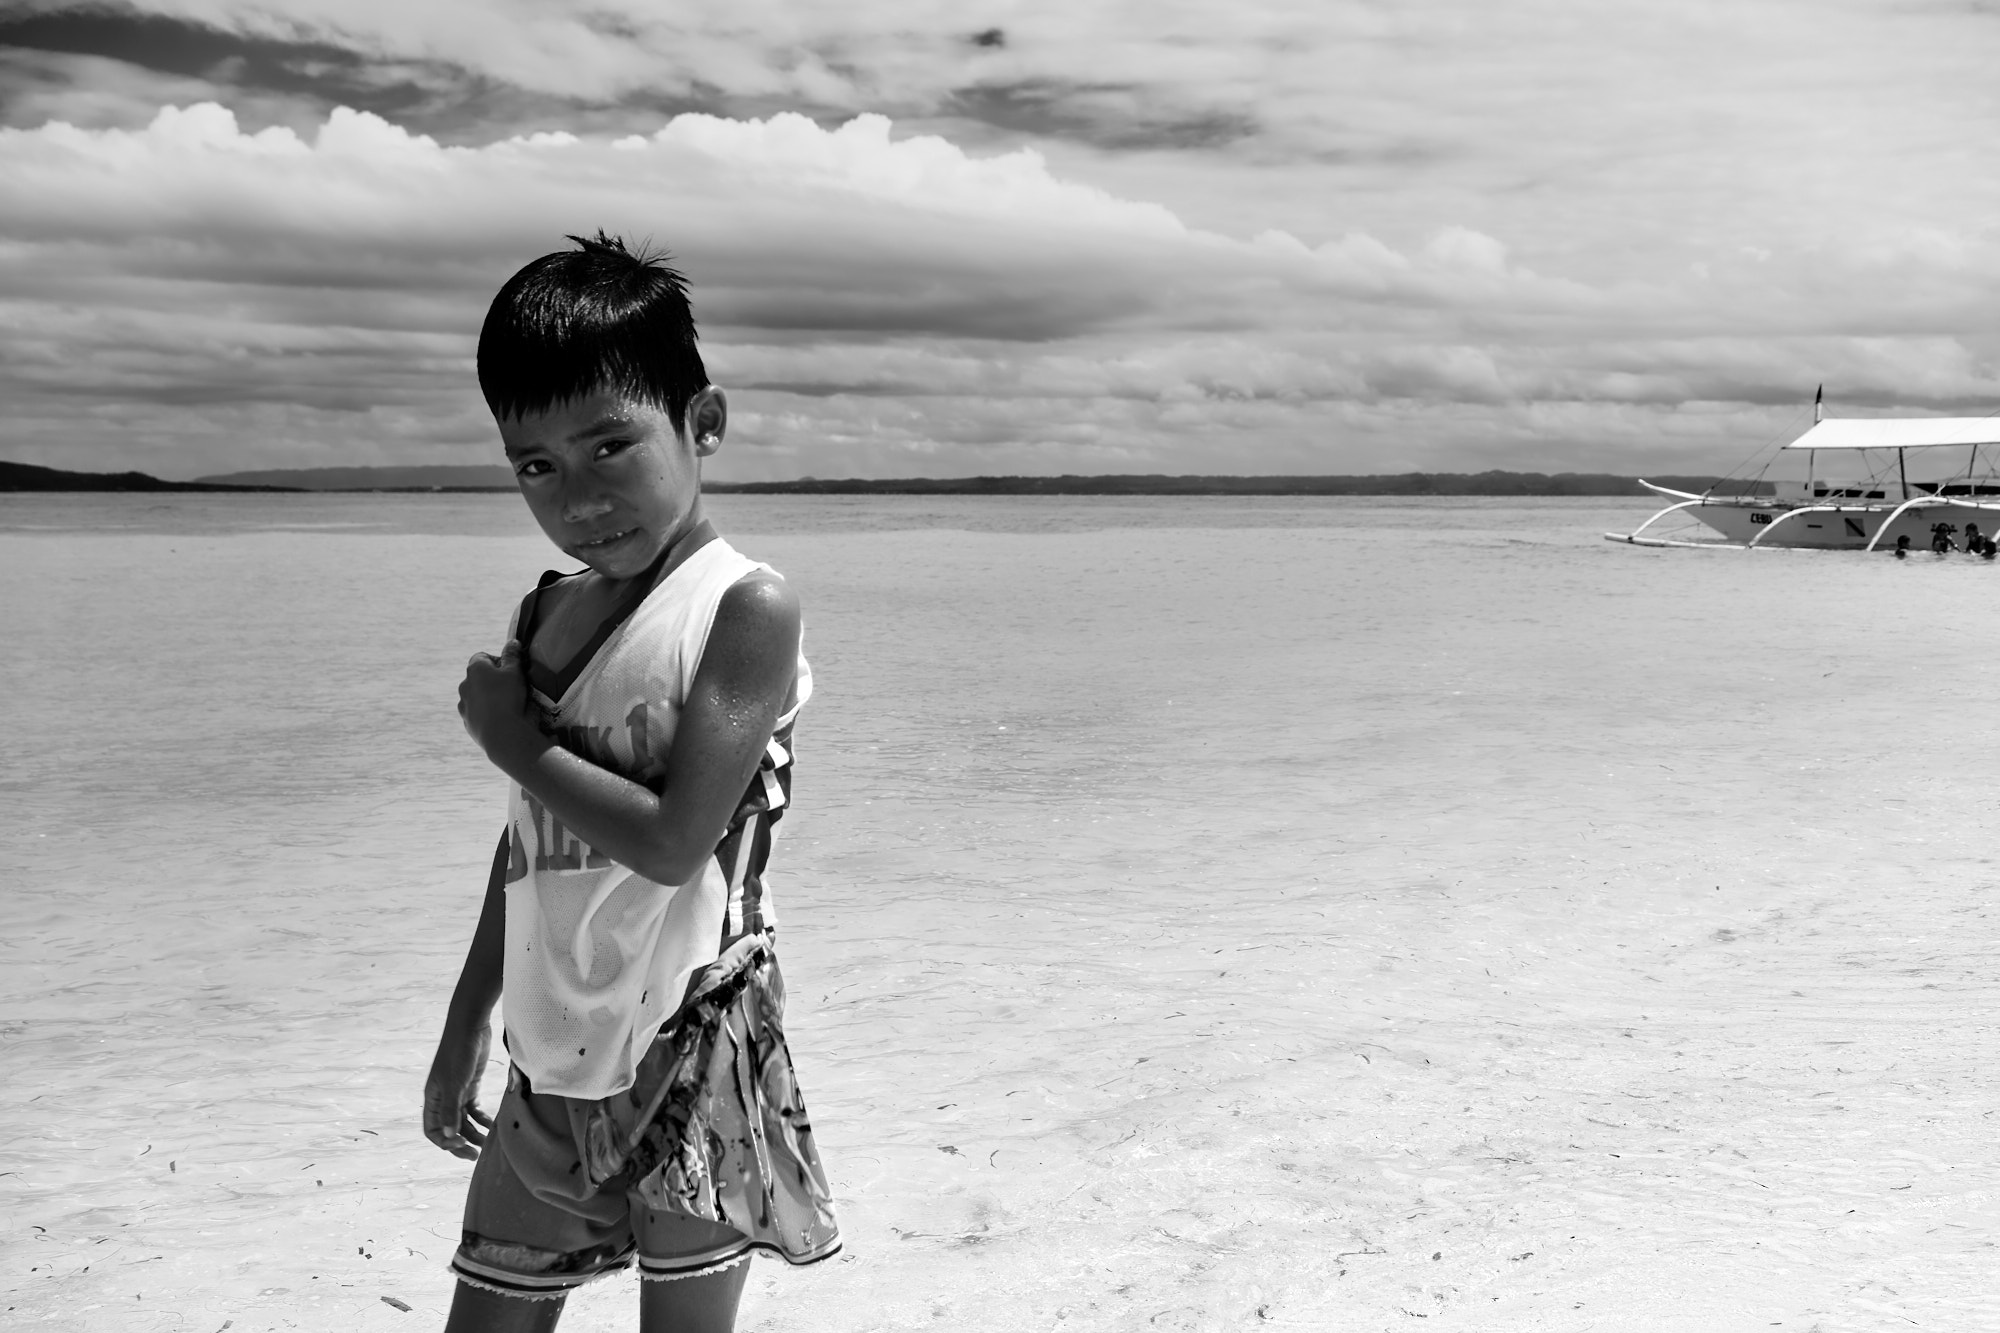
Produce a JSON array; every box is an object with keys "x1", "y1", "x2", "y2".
[
  {"x1": 0, "y1": 47, "x2": 319, "y2": 133},
  {"x1": 3, "y1": 12, "x2": 2000, "y2": 482},
  {"x1": 0, "y1": 106, "x2": 1268, "y2": 335},
  {"x1": 0, "y1": 104, "x2": 1402, "y2": 474},
  {"x1": 1, "y1": 2, "x2": 1295, "y2": 153}
]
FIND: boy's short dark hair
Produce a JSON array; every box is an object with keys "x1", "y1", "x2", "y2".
[{"x1": 478, "y1": 232, "x2": 709, "y2": 432}]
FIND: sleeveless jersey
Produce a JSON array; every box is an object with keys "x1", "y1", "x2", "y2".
[{"x1": 499, "y1": 537, "x2": 810, "y2": 1100}]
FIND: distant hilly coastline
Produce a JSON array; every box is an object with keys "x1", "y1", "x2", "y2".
[
  {"x1": 5, "y1": 459, "x2": 1774, "y2": 497},
  {"x1": 0, "y1": 459, "x2": 301, "y2": 493},
  {"x1": 193, "y1": 465, "x2": 516, "y2": 491},
  {"x1": 192, "y1": 465, "x2": 1765, "y2": 495},
  {"x1": 702, "y1": 472, "x2": 1772, "y2": 497}
]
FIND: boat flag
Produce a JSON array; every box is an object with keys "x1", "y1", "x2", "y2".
[{"x1": 1815, "y1": 383, "x2": 1823, "y2": 422}]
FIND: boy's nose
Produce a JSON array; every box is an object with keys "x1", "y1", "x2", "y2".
[{"x1": 560, "y1": 492, "x2": 615, "y2": 523}]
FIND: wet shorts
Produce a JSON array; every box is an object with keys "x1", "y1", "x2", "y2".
[
  {"x1": 452, "y1": 1060, "x2": 755, "y2": 1297},
  {"x1": 451, "y1": 937, "x2": 841, "y2": 1299}
]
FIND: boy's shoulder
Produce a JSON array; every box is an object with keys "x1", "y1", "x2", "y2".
[
  {"x1": 704, "y1": 565, "x2": 801, "y2": 680},
  {"x1": 681, "y1": 534, "x2": 800, "y2": 637}
]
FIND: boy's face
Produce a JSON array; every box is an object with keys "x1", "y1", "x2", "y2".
[{"x1": 498, "y1": 385, "x2": 723, "y2": 581}]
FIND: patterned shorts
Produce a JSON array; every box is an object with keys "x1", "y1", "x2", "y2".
[{"x1": 452, "y1": 937, "x2": 842, "y2": 1299}]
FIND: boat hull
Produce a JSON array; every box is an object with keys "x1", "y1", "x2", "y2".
[
  {"x1": 1686, "y1": 500, "x2": 1996, "y2": 550},
  {"x1": 1607, "y1": 498, "x2": 2000, "y2": 551}
]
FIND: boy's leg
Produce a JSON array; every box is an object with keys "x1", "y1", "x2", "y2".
[
  {"x1": 639, "y1": 1259, "x2": 752, "y2": 1333},
  {"x1": 445, "y1": 1283, "x2": 566, "y2": 1333},
  {"x1": 632, "y1": 1207, "x2": 756, "y2": 1333}
]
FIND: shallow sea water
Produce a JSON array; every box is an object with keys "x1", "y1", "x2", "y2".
[{"x1": 3, "y1": 492, "x2": 1999, "y2": 1332}]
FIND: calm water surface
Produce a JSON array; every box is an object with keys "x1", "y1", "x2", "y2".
[{"x1": 4, "y1": 492, "x2": 1997, "y2": 1331}]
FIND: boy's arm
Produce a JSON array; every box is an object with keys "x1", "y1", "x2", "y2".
[
  {"x1": 458, "y1": 572, "x2": 801, "y2": 888},
  {"x1": 422, "y1": 828, "x2": 508, "y2": 1159}
]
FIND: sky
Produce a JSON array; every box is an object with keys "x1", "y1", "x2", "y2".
[{"x1": 2, "y1": 1, "x2": 1997, "y2": 481}]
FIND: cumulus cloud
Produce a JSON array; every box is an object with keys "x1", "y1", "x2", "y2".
[
  {"x1": 3, "y1": 102, "x2": 1687, "y2": 477},
  {"x1": 2, "y1": 11, "x2": 1999, "y2": 481}
]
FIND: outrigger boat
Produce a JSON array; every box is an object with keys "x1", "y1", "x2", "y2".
[{"x1": 1609, "y1": 408, "x2": 2000, "y2": 551}]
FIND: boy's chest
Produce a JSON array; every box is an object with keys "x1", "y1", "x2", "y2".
[
  {"x1": 522, "y1": 579, "x2": 686, "y2": 782},
  {"x1": 526, "y1": 577, "x2": 624, "y2": 679}
]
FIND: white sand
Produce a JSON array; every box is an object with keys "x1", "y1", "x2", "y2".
[{"x1": 4, "y1": 495, "x2": 1998, "y2": 1331}]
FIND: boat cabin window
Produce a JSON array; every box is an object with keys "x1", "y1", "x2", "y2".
[{"x1": 1810, "y1": 486, "x2": 1885, "y2": 499}]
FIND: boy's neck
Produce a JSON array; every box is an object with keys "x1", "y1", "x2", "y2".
[
  {"x1": 523, "y1": 515, "x2": 721, "y2": 692},
  {"x1": 614, "y1": 514, "x2": 717, "y2": 594}
]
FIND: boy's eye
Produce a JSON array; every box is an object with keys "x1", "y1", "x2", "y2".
[
  {"x1": 514, "y1": 459, "x2": 553, "y2": 478},
  {"x1": 594, "y1": 439, "x2": 632, "y2": 459}
]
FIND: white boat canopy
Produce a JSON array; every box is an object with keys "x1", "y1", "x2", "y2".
[{"x1": 1785, "y1": 418, "x2": 2000, "y2": 450}]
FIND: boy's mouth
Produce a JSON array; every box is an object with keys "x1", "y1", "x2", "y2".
[{"x1": 574, "y1": 527, "x2": 638, "y2": 555}]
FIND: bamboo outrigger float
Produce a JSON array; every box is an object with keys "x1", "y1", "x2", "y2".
[{"x1": 1608, "y1": 403, "x2": 2000, "y2": 552}]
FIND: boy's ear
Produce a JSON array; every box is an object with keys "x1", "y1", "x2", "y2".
[{"x1": 688, "y1": 386, "x2": 727, "y2": 456}]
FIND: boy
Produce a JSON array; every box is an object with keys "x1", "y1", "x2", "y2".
[{"x1": 423, "y1": 233, "x2": 840, "y2": 1333}]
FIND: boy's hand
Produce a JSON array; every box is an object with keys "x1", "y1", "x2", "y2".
[
  {"x1": 423, "y1": 1023, "x2": 494, "y2": 1160},
  {"x1": 458, "y1": 641, "x2": 540, "y2": 760}
]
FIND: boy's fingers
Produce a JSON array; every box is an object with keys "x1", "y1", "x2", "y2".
[
  {"x1": 466, "y1": 1105, "x2": 494, "y2": 1129},
  {"x1": 425, "y1": 1121, "x2": 480, "y2": 1160},
  {"x1": 434, "y1": 1128, "x2": 476, "y2": 1160}
]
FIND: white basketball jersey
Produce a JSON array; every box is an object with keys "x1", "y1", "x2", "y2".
[{"x1": 499, "y1": 537, "x2": 810, "y2": 1099}]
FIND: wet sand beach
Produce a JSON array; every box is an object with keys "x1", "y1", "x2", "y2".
[{"x1": 4, "y1": 494, "x2": 1998, "y2": 1331}]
